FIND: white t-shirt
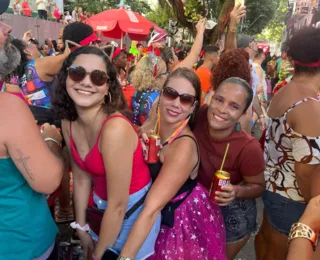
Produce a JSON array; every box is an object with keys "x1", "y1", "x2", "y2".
[
  {"x1": 36, "y1": 0, "x2": 46, "y2": 10},
  {"x1": 65, "y1": 15, "x2": 72, "y2": 21},
  {"x1": 13, "y1": 3, "x2": 21, "y2": 15}
]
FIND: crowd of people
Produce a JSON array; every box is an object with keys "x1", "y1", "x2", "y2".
[
  {"x1": 2, "y1": 2, "x2": 320, "y2": 260},
  {"x1": 11, "y1": 0, "x2": 91, "y2": 24}
]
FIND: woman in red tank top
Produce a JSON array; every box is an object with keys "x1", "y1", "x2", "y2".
[{"x1": 53, "y1": 46, "x2": 160, "y2": 260}]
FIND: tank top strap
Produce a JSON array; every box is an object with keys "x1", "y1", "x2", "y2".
[
  {"x1": 163, "y1": 134, "x2": 200, "y2": 172},
  {"x1": 284, "y1": 97, "x2": 320, "y2": 118}
]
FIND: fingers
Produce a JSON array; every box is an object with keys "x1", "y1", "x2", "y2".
[{"x1": 220, "y1": 184, "x2": 234, "y2": 192}]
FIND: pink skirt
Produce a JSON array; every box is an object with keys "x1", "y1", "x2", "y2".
[{"x1": 148, "y1": 184, "x2": 226, "y2": 260}]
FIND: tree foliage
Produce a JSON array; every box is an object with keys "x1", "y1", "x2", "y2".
[
  {"x1": 259, "y1": 0, "x2": 287, "y2": 42},
  {"x1": 149, "y1": 0, "x2": 280, "y2": 44}
]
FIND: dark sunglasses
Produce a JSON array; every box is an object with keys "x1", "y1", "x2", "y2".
[
  {"x1": 162, "y1": 86, "x2": 196, "y2": 107},
  {"x1": 67, "y1": 65, "x2": 109, "y2": 86}
]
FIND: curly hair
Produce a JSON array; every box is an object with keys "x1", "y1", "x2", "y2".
[
  {"x1": 288, "y1": 27, "x2": 320, "y2": 75},
  {"x1": 212, "y1": 49, "x2": 252, "y2": 90},
  {"x1": 131, "y1": 55, "x2": 163, "y2": 91},
  {"x1": 5, "y1": 38, "x2": 28, "y2": 79},
  {"x1": 52, "y1": 46, "x2": 129, "y2": 121}
]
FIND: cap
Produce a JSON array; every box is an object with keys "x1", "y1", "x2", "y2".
[
  {"x1": 0, "y1": 0, "x2": 9, "y2": 15},
  {"x1": 112, "y1": 47, "x2": 127, "y2": 59},
  {"x1": 237, "y1": 35, "x2": 256, "y2": 49},
  {"x1": 148, "y1": 29, "x2": 168, "y2": 46}
]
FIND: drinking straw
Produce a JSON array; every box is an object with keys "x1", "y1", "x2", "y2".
[{"x1": 220, "y1": 143, "x2": 230, "y2": 171}]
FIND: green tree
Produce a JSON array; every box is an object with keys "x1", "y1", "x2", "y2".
[
  {"x1": 146, "y1": 5, "x2": 175, "y2": 30},
  {"x1": 152, "y1": 0, "x2": 279, "y2": 44},
  {"x1": 259, "y1": 0, "x2": 287, "y2": 42}
]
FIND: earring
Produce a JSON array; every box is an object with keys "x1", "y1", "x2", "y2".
[
  {"x1": 236, "y1": 122, "x2": 241, "y2": 132},
  {"x1": 107, "y1": 92, "x2": 112, "y2": 103}
]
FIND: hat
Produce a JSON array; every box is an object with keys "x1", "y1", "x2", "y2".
[
  {"x1": 148, "y1": 29, "x2": 168, "y2": 46},
  {"x1": 0, "y1": 0, "x2": 9, "y2": 15},
  {"x1": 112, "y1": 47, "x2": 127, "y2": 59},
  {"x1": 237, "y1": 35, "x2": 256, "y2": 49}
]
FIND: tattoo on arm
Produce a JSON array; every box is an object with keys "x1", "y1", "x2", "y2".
[{"x1": 16, "y1": 149, "x2": 34, "y2": 181}]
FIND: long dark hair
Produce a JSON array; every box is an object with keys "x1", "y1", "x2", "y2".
[
  {"x1": 162, "y1": 68, "x2": 201, "y2": 129},
  {"x1": 52, "y1": 46, "x2": 129, "y2": 121}
]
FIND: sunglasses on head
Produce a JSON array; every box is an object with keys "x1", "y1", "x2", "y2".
[
  {"x1": 67, "y1": 65, "x2": 109, "y2": 86},
  {"x1": 162, "y1": 86, "x2": 196, "y2": 107}
]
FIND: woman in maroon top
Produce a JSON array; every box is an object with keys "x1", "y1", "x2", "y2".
[
  {"x1": 193, "y1": 77, "x2": 265, "y2": 259},
  {"x1": 141, "y1": 77, "x2": 265, "y2": 259}
]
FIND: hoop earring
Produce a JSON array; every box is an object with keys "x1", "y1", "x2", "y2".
[{"x1": 107, "y1": 92, "x2": 112, "y2": 103}]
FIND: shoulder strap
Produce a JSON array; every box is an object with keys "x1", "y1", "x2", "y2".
[
  {"x1": 164, "y1": 135, "x2": 200, "y2": 173},
  {"x1": 284, "y1": 97, "x2": 320, "y2": 117}
]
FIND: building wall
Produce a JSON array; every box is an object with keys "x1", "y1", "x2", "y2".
[{"x1": 1, "y1": 13, "x2": 64, "y2": 44}]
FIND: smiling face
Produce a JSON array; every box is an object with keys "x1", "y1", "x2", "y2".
[
  {"x1": 66, "y1": 54, "x2": 109, "y2": 109},
  {"x1": 160, "y1": 76, "x2": 197, "y2": 126},
  {"x1": 207, "y1": 82, "x2": 248, "y2": 132}
]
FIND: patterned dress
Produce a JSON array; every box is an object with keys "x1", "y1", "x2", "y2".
[
  {"x1": 264, "y1": 97, "x2": 320, "y2": 202},
  {"x1": 148, "y1": 184, "x2": 226, "y2": 260}
]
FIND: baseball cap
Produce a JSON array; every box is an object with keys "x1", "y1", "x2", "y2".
[
  {"x1": 0, "y1": 0, "x2": 9, "y2": 15},
  {"x1": 237, "y1": 35, "x2": 256, "y2": 49},
  {"x1": 112, "y1": 47, "x2": 127, "y2": 59}
]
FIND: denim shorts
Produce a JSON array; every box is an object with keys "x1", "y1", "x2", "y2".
[
  {"x1": 221, "y1": 199, "x2": 257, "y2": 243},
  {"x1": 89, "y1": 182, "x2": 161, "y2": 260},
  {"x1": 262, "y1": 190, "x2": 306, "y2": 236}
]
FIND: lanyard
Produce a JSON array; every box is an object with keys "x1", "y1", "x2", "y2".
[{"x1": 155, "y1": 108, "x2": 190, "y2": 146}]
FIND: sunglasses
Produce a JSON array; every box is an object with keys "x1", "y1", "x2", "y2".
[
  {"x1": 67, "y1": 65, "x2": 109, "y2": 86},
  {"x1": 162, "y1": 86, "x2": 196, "y2": 107}
]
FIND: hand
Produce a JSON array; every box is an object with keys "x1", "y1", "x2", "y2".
[
  {"x1": 230, "y1": 4, "x2": 246, "y2": 26},
  {"x1": 215, "y1": 184, "x2": 236, "y2": 206},
  {"x1": 22, "y1": 30, "x2": 32, "y2": 43},
  {"x1": 195, "y1": 18, "x2": 206, "y2": 35},
  {"x1": 41, "y1": 123, "x2": 62, "y2": 144},
  {"x1": 259, "y1": 116, "x2": 266, "y2": 131},
  {"x1": 299, "y1": 195, "x2": 320, "y2": 233},
  {"x1": 77, "y1": 230, "x2": 95, "y2": 260}
]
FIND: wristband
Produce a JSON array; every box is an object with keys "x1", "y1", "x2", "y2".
[
  {"x1": 44, "y1": 137, "x2": 61, "y2": 147},
  {"x1": 70, "y1": 222, "x2": 90, "y2": 232}
]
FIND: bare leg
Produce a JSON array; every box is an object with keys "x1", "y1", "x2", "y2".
[
  {"x1": 259, "y1": 213, "x2": 288, "y2": 260},
  {"x1": 255, "y1": 210, "x2": 269, "y2": 260},
  {"x1": 226, "y1": 235, "x2": 250, "y2": 260}
]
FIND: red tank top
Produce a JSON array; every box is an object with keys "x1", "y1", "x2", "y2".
[{"x1": 70, "y1": 115, "x2": 151, "y2": 200}]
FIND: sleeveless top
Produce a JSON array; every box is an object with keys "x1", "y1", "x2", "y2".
[
  {"x1": 70, "y1": 115, "x2": 151, "y2": 201},
  {"x1": 148, "y1": 135, "x2": 200, "y2": 203},
  {"x1": 0, "y1": 158, "x2": 57, "y2": 259},
  {"x1": 131, "y1": 90, "x2": 160, "y2": 126},
  {"x1": 20, "y1": 60, "x2": 54, "y2": 109},
  {"x1": 264, "y1": 97, "x2": 320, "y2": 202}
]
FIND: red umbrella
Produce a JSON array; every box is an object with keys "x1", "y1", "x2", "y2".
[{"x1": 86, "y1": 7, "x2": 165, "y2": 41}]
